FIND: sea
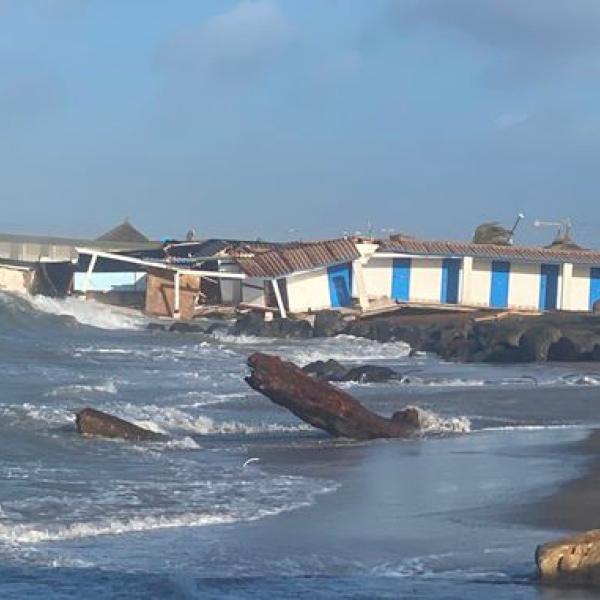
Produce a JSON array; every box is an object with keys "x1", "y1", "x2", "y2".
[{"x1": 1, "y1": 291, "x2": 599, "y2": 599}]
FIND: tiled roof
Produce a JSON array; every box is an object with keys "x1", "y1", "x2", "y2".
[
  {"x1": 235, "y1": 239, "x2": 360, "y2": 278},
  {"x1": 378, "y1": 238, "x2": 600, "y2": 265}
]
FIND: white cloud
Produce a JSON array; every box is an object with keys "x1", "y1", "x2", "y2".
[{"x1": 160, "y1": 0, "x2": 292, "y2": 81}]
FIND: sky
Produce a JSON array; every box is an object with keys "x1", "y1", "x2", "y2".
[{"x1": 1, "y1": 0, "x2": 600, "y2": 246}]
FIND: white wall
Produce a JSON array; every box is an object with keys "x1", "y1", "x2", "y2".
[
  {"x1": 242, "y1": 278, "x2": 266, "y2": 306},
  {"x1": 286, "y1": 268, "x2": 331, "y2": 313},
  {"x1": 362, "y1": 256, "x2": 393, "y2": 299},
  {"x1": 466, "y1": 258, "x2": 492, "y2": 306},
  {"x1": 0, "y1": 265, "x2": 32, "y2": 293},
  {"x1": 409, "y1": 258, "x2": 442, "y2": 303},
  {"x1": 569, "y1": 265, "x2": 591, "y2": 311},
  {"x1": 508, "y1": 263, "x2": 540, "y2": 310}
]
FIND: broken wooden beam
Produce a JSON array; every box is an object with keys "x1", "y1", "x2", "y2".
[{"x1": 245, "y1": 352, "x2": 420, "y2": 440}]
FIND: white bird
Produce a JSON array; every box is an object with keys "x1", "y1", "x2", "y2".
[{"x1": 243, "y1": 457, "x2": 260, "y2": 468}]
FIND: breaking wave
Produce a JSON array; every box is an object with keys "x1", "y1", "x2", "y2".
[
  {"x1": 409, "y1": 407, "x2": 471, "y2": 435},
  {"x1": 27, "y1": 295, "x2": 146, "y2": 330}
]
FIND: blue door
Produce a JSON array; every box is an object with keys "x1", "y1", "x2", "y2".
[
  {"x1": 539, "y1": 264, "x2": 559, "y2": 311},
  {"x1": 590, "y1": 268, "x2": 600, "y2": 310},
  {"x1": 328, "y1": 263, "x2": 352, "y2": 308},
  {"x1": 490, "y1": 261, "x2": 510, "y2": 308},
  {"x1": 441, "y1": 258, "x2": 461, "y2": 304},
  {"x1": 392, "y1": 258, "x2": 411, "y2": 301}
]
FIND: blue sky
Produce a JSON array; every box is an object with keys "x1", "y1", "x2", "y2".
[{"x1": 1, "y1": 0, "x2": 600, "y2": 246}]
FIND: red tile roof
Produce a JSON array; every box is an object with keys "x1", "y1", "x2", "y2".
[
  {"x1": 378, "y1": 238, "x2": 600, "y2": 265},
  {"x1": 235, "y1": 239, "x2": 359, "y2": 278}
]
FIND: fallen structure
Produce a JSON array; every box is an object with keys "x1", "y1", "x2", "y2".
[
  {"x1": 245, "y1": 352, "x2": 420, "y2": 440},
  {"x1": 537, "y1": 530, "x2": 600, "y2": 587},
  {"x1": 76, "y1": 408, "x2": 164, "y2": 442}
]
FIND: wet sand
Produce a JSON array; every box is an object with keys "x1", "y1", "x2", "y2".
[{"x1": 520, "y1": 429, "x2": 600, "y2": 532}]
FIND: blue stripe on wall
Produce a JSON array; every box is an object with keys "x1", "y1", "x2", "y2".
[
  {"x1": 590, "y1": 267, "x2": 600, "y2": 310},
  {"x1": 441, "y1": 258, "x2": 460, "y2": 304},
  {"x1": 490, "y1": 261, "x2": 510, "y2": 308},
  {"x1": 328, "y1": 263, "x2": 352, "y2": 308},
  {"x1": 539, "y1": 264, "x2": 559, "y2": 311},
  {"x1": 391, "y1": 258, "x2": 411, "y2": 301}
]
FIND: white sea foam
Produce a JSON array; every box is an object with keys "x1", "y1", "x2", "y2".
[
  {"x1": 27, "y1": 295, "x2": 145, "y2": 330},
  {"x1": 286, "y1": 335, "x2": 411, "y2": 366},
  {"x1": 409, "y1": 407, "x2": 471, "y2": 435},
  {"x1": 0, "y1": 479, "x2": 339, "y2": 543},
  {"x1": 46, "y1": 380, "x2": 118, "y2": 397}
]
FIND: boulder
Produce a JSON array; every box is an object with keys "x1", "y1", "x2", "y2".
[
  {"x1": 232, "y1": 313, "x2": 313, "y2": 339},
  {"x1": 76, "y1": 408, "x2": 164, "y2": 442},
  {"x1": 312, "y1": 310, "x2": 349, "y2": 337},
  {"x1": 536, "y1": 530, "x2": 600, "y2": 587},
  {"x1": 245, "y1": 352, "x2": 419, "y2": 440},
  {"x1": 147, "y1": 322, "x2": 167, "y2": 332},
  {"x1": 302, "y1": 359, "x2": 348, "y2": 382},
  {"x1": 519, "y1": 325, "x2": 563, "y2": 362},
  {"x1": 342, "y1": 365, "x2": 402, "y2": 383}
]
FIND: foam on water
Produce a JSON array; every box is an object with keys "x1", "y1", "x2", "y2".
[
  {"x1": 409, "y1": 407, "x2": 472, "y2": 435},
  {"x1": 285, "y1": 335, "x2": 412, "y2": 366},
  {"x1": 27, "y1": 295, "x2": 145, "y2": 330}
]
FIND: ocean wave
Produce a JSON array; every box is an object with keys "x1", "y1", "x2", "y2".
[
  {"x1": 561, "y1": 373, "x2": 600, "y2": 386},
  {"x1": 410, "y1": 407, "x2": 471, "y2": 435},
  {"x1": 46, "y1": 380, "x2": 118, "y2": 397},
  {"x1": 26, "y1": 295, "x2": 145, "y2": 330},
  {"x1": 286, "y1": 335, "x2": 411, "y2": 366},
  {"x1": 0, "y1": 479, "x2": 339, "y2": 543}
]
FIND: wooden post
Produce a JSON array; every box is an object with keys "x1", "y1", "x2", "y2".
[
  {"x1": 173, "y1": 271, "x2": 180, "y2": 318},
  {"x1": 271, "y1": 278, "x2": 287, "y2": 319},
  {"x1": 82, "y1": 253, "x2": 98, "y2": 295}
]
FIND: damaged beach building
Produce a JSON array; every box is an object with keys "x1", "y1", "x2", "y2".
[{"x1": 3, "y1": 220, "x2": 600, "y2": 318}]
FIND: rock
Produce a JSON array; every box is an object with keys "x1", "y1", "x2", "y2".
[
  {"x1": 232, "y1": 313, "x2": 313, "y2": 339},
  {"x1": 302, "y1": 359, "x2": 348, "y2": 382},
  {"x1": 519, "y1": 325, "x2": 563, "y2": 362},
  {"x1": 76, "y1": 408, "x2": 164, "y2": 442},
  {"x1": 147, "y1": 322, "x2": 167, "y2": 331},
  {"x1": 245, "y1": 353, "x2": 419, "y2": 440},
  {"x1": 536, "y1": 530, "x2": 600, "y2": 587},
  {"x1": 169, "y1": 322, "x2": 206, "y2": 333},
  {"x1": 312, "y1": 310, "x2": 349, "y2": 337},
  {"x1": 594, "y1": 300, "x2": 600, "y2": 314},
  {"x1": 342, "y1": 365, "x2": 402, "y2": 383}
]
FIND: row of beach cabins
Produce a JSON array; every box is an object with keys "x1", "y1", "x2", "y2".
[{"x1": 1, "y1": 220, "x2": 600, "y2": 320}]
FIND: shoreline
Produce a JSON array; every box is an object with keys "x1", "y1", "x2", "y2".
[{"x1": 517, "y1": 428, "x2": 600, "y2": 532}]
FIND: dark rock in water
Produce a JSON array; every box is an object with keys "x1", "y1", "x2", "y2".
[
  {"x1": 76, "y1": 408, "x2": 164, "y2": 442},
  {"x1": 205, "y1": 322, "x2": 230, "y2": 335},
  {"x1": 594, "y1": 300, "x2": 600, "y2": 314},
  {"x1": 169, "y1": 322, "x2": 206, "y2": 333},
  {"x1": 342, "y1": 365, "x2": 402, "y2": 383},
  {"x1": 312, "y1": 310, "x2": 349, "y2": 338},
  {"x1": 147, "y1": 322, "x2": 167, "y2": 332},
  {"x1": 232, "y1": 313, "x2": 313, "y2": 339},
  {"x1": 245, "y1": 352, "x2": 419, "y2": 440},
  {"x1": 302, "y1": 359, "x2": 348, "y2": 382}
]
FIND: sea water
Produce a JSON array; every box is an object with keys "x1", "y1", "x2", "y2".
[{"x1": 0, "y1": 292, "x2": 599, "y2": 599}]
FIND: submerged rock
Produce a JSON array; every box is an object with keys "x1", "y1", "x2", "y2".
[
  {"x1": 169, "y1": 322, "x2": 207, "y2": 333},
  {"x1": 302, "y1": 360, "x2": 402, "y2": 383},
  {"x1": 302, "y1": 359, "x2": 348, "y2": 382},
  {"x1": 342, "y1": 365, "x2": 402, "y2": 384},
  {"x1": 232, "y1": 313, "x2": 313, "y2": 339},
  {"x1": 537, "y1": 530, "x2": 600, "y2": 587},
  {"x1": 76, "y1": 408, "x2": 164, "y2": 442}
]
